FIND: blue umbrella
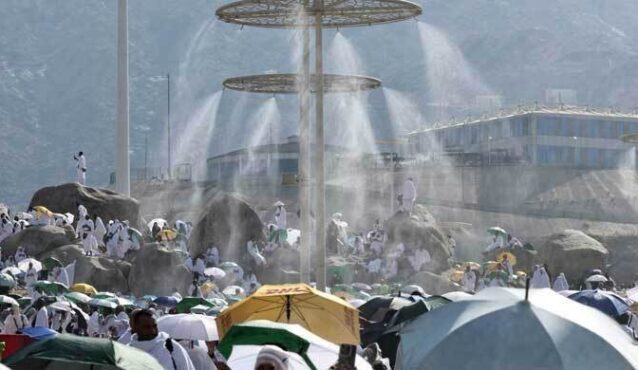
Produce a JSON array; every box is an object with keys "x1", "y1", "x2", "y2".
[
  {"x1": 21, "y1": 327, "x2": 58, "y2": 340},
  {"x1": 153, "y1": 296, "x2": 179, "y2": 307},
  {"x1": 568, "y1": 289, "x2": 629, "y2": 317}
]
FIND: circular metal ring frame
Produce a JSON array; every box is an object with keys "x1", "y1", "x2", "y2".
[
  {"x1": 216, "y1": 0, "x2": 422, "y2": 28},
  {"x1": 223, "y1": 73, "x2": 381, "y2": 93}
]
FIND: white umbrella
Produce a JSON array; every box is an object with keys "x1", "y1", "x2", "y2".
[
  {"x1": 228, "y1": 345, "x2": 310, "y2": 370},
  {"x1": 156, "y1": 313, "x2": 218, "y2": 341},
  {"x1": 586, "y1": 274, "x2": 608, "y2": 283},
  {"x1": 147, "y1": 218, "x2": 168, "y2": 231},
  {"x1": 557, "y1": 290, "x2": 580, "y2": 297},
  {"x1": 64, "y1": 212, "x2": 75, "y2": 225},
  {"x1": 287, "y1": 228, "x2": 301, "y2": 245},
  {"x1": 16, "y1": 212, "x2": 33, "y2": 220},
  {"x1": 49, "y1": 301, "x2": 74, "y2": 312},
  {"x1": 18, "y1": 258, "x2": 42, "y2": 272},
  {"x1": 1, "y1": 266, "x2": 23, "y2": 276},
  {"x1": 204, "y1": 267, "x2": 226, "y2": 280},
  {"x1": 223, "y1": 285, "x2": 245, "y2": 297},
  {"x1": 441, "y1": 291, "x2": 473, "y2": 302},
  {"x1": 0, "y1": 295, "x2": 19, "y2": 306}
]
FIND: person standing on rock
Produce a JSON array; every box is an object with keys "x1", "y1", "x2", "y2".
[
  {"x1": 553, "y1": 272, "x2": 569, "y2": 291},
  {"x1": 80, "y1": 215, "x2": 97, "y2": 256},
  {"x1": 274, "y1": 201, "x2": 287, "y2": 246},
  {"x1": 462, "y1": 265, "x2": 476, "y2": 292},
  {"x1": 401, "y1": 177, "x2": 417, "y2": 215},
  {"x1": 117, "y1": 220, "x2": 132, "y2": 258},
  {"x1": 95, "y1": 216, "x2": 107, "y2": 248},
  {"x1": 74, "y1": 151, "x2": 87, "y2": 185},
  {"x1": 106, "y1": 220, "x2": 121, "y2": 258},
  {"x1": 25, "y1": 261, "x2": 38, "y2": 295}
]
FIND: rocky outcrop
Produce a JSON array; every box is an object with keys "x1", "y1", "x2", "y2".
[
  {"x1": 0, "y1": 225, "x2": 73, "y2": 258},
  {"x1": 483, "y1": 247, "x2": 538, "y2": 273},
  {"x1": 407, "y1": 270, "x2": 462, "y2": 295},
  {"x1": 188, "y1": 193, "x2": 265, "y2": 261},
  {"x1": 537, "y1": 229, "x2": 609, "y2": 283},
  {"x1": 29, "y1": 183, "x2": 141, "y2": 228},
  {"x1": 127, "y1": 243, "x2": 191, "y2": 297},
  {"x1": 43, "y1": 245, "x2": 130, "y2": 293},
  {"x1": 384, "y1": 205, "x2": 452, "y2": 274},
  {"x1": 260, "y1": 247, "x2": 301, "y2": 284}
]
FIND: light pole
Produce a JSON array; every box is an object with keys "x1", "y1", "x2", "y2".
[
  {"x1": 167, "y1": 73, "x2": 172, "y2": 179},
  {"x1": 116, "y1": 0, "x2": 130, "y2": 196}
]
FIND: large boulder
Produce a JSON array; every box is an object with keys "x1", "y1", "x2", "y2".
[
  {"x1": 581, "y1": 223, "x2": 638, "y2": 286},
  {"x1": 537, "y1": 229, "x2": 609, "y2": 283},
  {"x1": 127, "y1": 243, "x2": 191, "y2": 297},
  {"x1": 384, "y1": 205, "x2": 452, "y2": 274},
  {"x1": 189, "y1": 193, "x2": 265, "y2": 261},
  {"x1": 0, "y1": 225, "x2": 73, "y2": 258},
  {"x1": 260, "y1": 247, "x2": 301, "y2": 284},
  {"x1": 43, "y1": 245, "x2": 130, "y2": 293},
  {"x1": 29, "y1": 183, "x2": 141, "y2": 228}
]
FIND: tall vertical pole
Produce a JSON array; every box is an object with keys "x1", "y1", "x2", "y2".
[
  {"x1": 144, "y1": 135, "x2": 148, "y2": 180},
  {"x1": 116, "y1": 0, "x2": 130, "y2": 196},
  {"x1": 314, "y1": 10, "x2": 326, "y2": 291},
  {"x1": 167, "y1": 73, "x2": 172, "y2": 179},
  {"x1": 299, "y1": 13, "x2": 311, "y2": 284}
]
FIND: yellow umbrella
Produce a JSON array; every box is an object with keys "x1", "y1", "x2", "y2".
[
  {"x1": 71, "y1": 283, "x2": 98, "y2": 296},
  {"x1": 484, "y1": 261, "x2": 500, "y2": 272},
  {"x1": 496, "y1": 251, "x2": 517, "y2": 266},
  {"x1": 159, "y1": 229, "x2": 177, "y2": 241},
  {"x1": 33, "y1": 205, "x2": 53, "y2": 217},
  {"x1": 201, "y1": 281, "x2": 216, "y2": 296},
  {"x1": 449, "y1": 270, "x2": 464, "y2": 283},
  {"x1": 216, "y1": 283, "x2": 360, "y2": 345},
  {"x1": 515, "y1": 271, "x2": 527, "y2": 279},
  {"x1": 463, "y1": 262, "x2": 481, "y2": 271}
]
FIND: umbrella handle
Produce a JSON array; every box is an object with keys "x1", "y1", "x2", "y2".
[{"x1": 525, "y1": 277, "x2": 530, "y2": 301}]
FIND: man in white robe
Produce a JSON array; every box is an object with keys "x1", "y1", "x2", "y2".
[
  {"x1": 106, "y1": 221, "x2": 121, "y2": 258},
  {"x1": 74, "y1": 151, "x2": 87, "y2": 185},
  {"x1": 552, "y1": 272, "x2": 569, "y2": 291},
  {"x1": 401, "y1": 177, "x2": 417, "y2": 214},
  {"x1": 531, "y1": 266, "x2": 551, "y2": 288},
  {"x1": 79, "y1": 216, "x2": 97, "y2": 256},
  {"x1": 25, "y1": 262, "x2": 38, "y2": 295},
  {"x1": 462, "y1": 266, "x2": 476, "y2": 292},
  {"x1": 95, "y1": 217, "x2": 107, "y2": 247},
  {"x1": 117, "y1": 221, "x2": 131, "y2": 258},
  {"x1": 3, "y1": 305, "x2": 29, "y2": 334},
  {"x1": 33, "y1": 300, "x2": 50, "y2": 328}
]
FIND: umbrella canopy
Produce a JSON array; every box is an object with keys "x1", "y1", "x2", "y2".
[
  {"x1": 5, "y1": 333, "x2": 163, "y2": 370},
  {"x1": 359, "y1": 296, "x2": 412, "y2": 323},
  {"x1": 147, "y1": 218, "x2": 168, "y2": 231},
  {"x1": 487, "y1": 226, "x2": 507, "y2": 235},
  {"x1": 449, "y1": 270, "x2": 464, "y2": 283},
  {"x1": 33, "y1": 205, "x2": 53, "y2": 217},
  {"x1": 175, "y1": 297, "x2": 215, "y2": 314},
  {"x1": 88, "y1": 298, "x2": 118, "y2": 310},
  {"x1": 462, "y1": 261, "x2": 481, "y2": 270},
  {"x1": 107, "y1": 296, "x2": 136, "y2": 307},
  {"x1": 219, "y1": 320, "x2": 371, "y2": 370},
  {"x1": 64, "y1": 291, "x2": 92, "y2": 305},
  {"x1": 2, "y1": 266, "x2": 24, "y2": 276},
  {"x1": 352, "y1": 282, "x2": 372, "y2": 292},
  {"x1": 158, "y1": 229, "x2": 177, "y2": 241},
  {"x1": 18, "y1": 258, "x2": 43, "y2": 272},
  {"x1": 218, "y1": 261, "x2": 240, "y2": 270},
  {"x1": 441, "y1": 291, "x2": 473, "y2": 302},
  {"x1": 495, "y1": 251, "x2": 517, "y2": 266},
  {"x1": 32, "y1": 281, "x2": 69, "y2": 295},
  {"x1": 71, "y1": 283, "x2": 98, "y2": 296},
  {"x1": 586, "y1": 274, "x2": 609, "y2": 283},
  {"x1": 18, "y1": 297, "x2": 32, "y2": 309},
  {"x1": 227, "y1": 345, "x2": 311, "y2": 370},
  {"x1": 43, "y1": 257, "x2": 64, "y2": 271},
  {"x1": 204, "y1": 267, "x2": 226, "y2": 279},
  {"x1": 127, "y1": 228, "x2": 143, "y2": 243},
  {"x1": 0, "y1": 273, "x2": 16, "y2": 288},
  {"x1": 222, "y1": 285, "x2": 245, "y2": 297},
  {"x1": 397, "y1": 288, "x2": 638, "y2": 370},
  {"x1": 94, "y1": 292, "x2": 117, "y2": 299},
  {"x1": 157, "y1": 313, "x2": 218, "y2": 341},
  {"x1": 0, "y1": 294, "x2": 19, "y2": 307},
  {"x1": 153, "y1": 296, "x2": 179, "y2": 307},
  {"x1": 49, "y1": 301, "x2": 76, "y2": 313},
  {"x1": 217, "y1": 283, "x2": 360, "y2": 345},
  {"x1": 568, "y1": 289, "x2": 629, "y2": 317}
]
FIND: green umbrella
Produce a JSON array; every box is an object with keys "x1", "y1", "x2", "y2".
[
  {"x1": 107, "y1": 296, "x2": 136, "y2": 307},
  {"x1": 32, "y1": 281, "x2": 69, "y2": 295},
  {"x1": 43, "y1": 256, "x2": 64, "y2": 271},
  {"x1": 175, "y1": 297, "x2": 215, "y2": 314},
  {"x1": 94, "y1": 292, "x2": 117, "y2": 299},
  {"x1": 0, "y1": 273, "x2": 16, "y2": 288},
  {"x1": 5, "y1": 333, "x2": 163, "y2": 370},
  {"x1": 88, "y1": 298, "x2": 118, "y2": 310},
  {"x1": 220, "y1": 320, "x2": 369, "y2": 370},
  {"x1": 0, "y1": 295, "x2": 19, "y2": 307},
  {"x1": 219, "y1": 262, "x2": 240, "y2": 270},
  {"x1": 64, "y1": 291, "x2": 92, "y2": 305},
  {"x1": 128, "y1": 228, "x2": 143, "y2": 244},
  {"x1": 18, "y1": 297, "x2": 32, "y2": 309}
]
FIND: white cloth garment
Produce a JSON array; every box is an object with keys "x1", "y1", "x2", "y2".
[
  {"x1": 88, "y1": 312, "x2": 101, "y2": 337},
  {"x1": 401, "y1": 179, "x2": 417, "y2": 213},
  {"x1": 531, "y1": 267, "x2": 551, "y2": 289},
  {"x1": 410, "y1": 248, "x2": 431, "y2": 272},
  {"x1": 95, "y1": 217, "x2": 107, "y2": 246},
  {"x1": 247, "y1": 241, "x2": 266, "y2": 266},
  {"x1": 35, "y1": 307, "x2": 49, "y2": 328},
  {"x1": 552, "y1": 273, "x2": 569, "y2": 291},
  {"x1": 128, "y1": 332, "x2": 195, "y2": 370},
  {"x1": 275, "y1": 206, "x2": 287, "y2": 230},
  {"x1": 462, "y1": 271, "x2": 476, "y2": 292},
  {"x1": 3, "y1": 312, "x2": 29, "y2": 334},
  {"x1": 206, "y1": 247, "x2": 219, "y2": 266},
  {"x1": 187, "y1": 347, "x2": 218, "y2": 370},
  {"x1": 76, "y1": 154, "x2": 87, "y2": 185}
]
